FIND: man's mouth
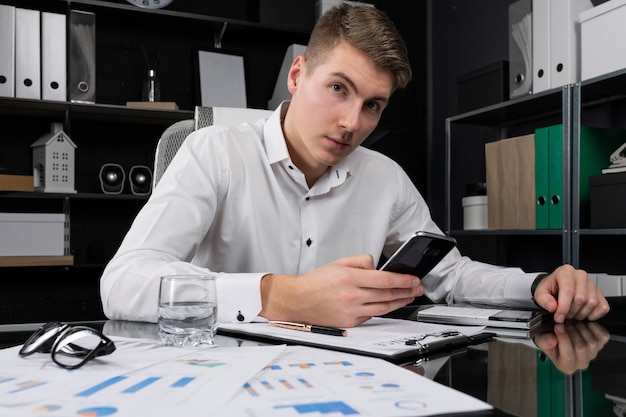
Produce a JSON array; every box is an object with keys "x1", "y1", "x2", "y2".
[{"x1": 326, "y1": 136, "x2": 350, "y2": 150}]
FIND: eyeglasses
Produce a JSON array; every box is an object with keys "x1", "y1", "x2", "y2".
[{"x1": 19, "y1": 322, "x2": 116, "y2": 369}]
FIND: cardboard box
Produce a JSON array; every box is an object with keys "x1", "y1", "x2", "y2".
[
  {"x1": 590, "y1": 172, "x2": 626, "y2": 228},
  {"x1": 580, "y1": 0, "x2": 626, "y2": 81},
  {"x1": 0, "y1": 212, "x2": 65, "y2": 256},
  {"x1": 0, "y1": 174, "x2": 34, "y2": 192}
]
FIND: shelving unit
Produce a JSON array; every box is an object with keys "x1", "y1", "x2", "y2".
[
  {"x1": 0, "y1": 0, "x2": 312, "y2": 322},
  {"x1": 445, "y1": 68, "x2": 626, "y2": 278},
  {"x1": 572, "y1": 68, "x2": 626, "y2": 274},
  {"x1": 445, "y1": 86, "x2": 571, "y2": 271}
]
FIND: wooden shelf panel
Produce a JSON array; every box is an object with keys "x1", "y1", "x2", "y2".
[{"x1": 0, "y1": 255, "x2": 74, "y2": 267}]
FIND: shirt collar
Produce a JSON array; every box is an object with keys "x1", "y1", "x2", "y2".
[
  {"x1": 264, "y1": 101, "x2": 291, "y2": 165},
  {"x1": 263, "y1": 100, "x2": 351, "y2": 190}
]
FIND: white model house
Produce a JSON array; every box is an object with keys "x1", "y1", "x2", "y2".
[{"x1": 31, "y1": 123, "x2": 77, "y2": 193}]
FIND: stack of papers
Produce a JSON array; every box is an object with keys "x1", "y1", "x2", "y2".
[{"x1": 0, "y1": 334, "x2": 493, "y2": 416}]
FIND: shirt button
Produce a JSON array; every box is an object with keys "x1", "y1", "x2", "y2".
[
  {"x1": 237, "y1": 311, "x2": 245, "y2": 321},
  {"x1": 288, "y1": 165, "x2": 294, "y2": 170},
  {"x1": 306, "y1": 238, "x2": 312, "y2": 247},
  {"x1": 305, "y1": 197, "x2": 310, "y2": 201}
]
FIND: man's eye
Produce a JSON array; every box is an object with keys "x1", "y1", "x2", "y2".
[
  {"x1": 366, "y1": 102, "x2": 380, "y2": 112},
  {"x1": 331, "y1": 84, "x2": 344, "y2": 93}
]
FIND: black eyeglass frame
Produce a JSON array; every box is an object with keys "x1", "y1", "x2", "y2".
[{"x1": 19, "y1": 321, "x2": 116, "y2": 369}]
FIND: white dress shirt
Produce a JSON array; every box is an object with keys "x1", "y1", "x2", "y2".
[{"x1": 100, "y1": 102, "x2": 539, "y2": 324}]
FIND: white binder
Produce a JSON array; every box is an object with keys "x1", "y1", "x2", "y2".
[
  {"x1": 41, "y1": 12, "x2": 67, "y2": 101},
  {"x1": 531, "y1": 0, "x2": 550, "y2": 94},
  {"x1": 15, "y1": 8, "x2": 41, "y2": 100},
  {"x1": 548, "y1": 0, "x2": 593, "y2": 89},
  {"x1": 0, "y1": 5, "x2": 15, "y2": 98}
]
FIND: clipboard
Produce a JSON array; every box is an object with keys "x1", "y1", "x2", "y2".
[{"x1": 218, "y1": 317, "x2": 495, "y2": 362}]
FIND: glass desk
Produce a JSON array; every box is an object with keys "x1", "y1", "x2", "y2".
[{"x1": 1, "y1": 297, "x2": 624, "y2": 417}]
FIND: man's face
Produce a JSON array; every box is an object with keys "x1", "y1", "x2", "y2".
[{"x1": 283, "y1": 41, "x2": 394, "y2": 179}]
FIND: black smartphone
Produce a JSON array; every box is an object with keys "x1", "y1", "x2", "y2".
[{"x1": 379, "y1": 231, "x2": 457, "y2": 277}]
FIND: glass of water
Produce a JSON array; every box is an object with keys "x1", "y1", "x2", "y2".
[{"x1": 158, "y1": 275, "x2": 218, "y2": 347}]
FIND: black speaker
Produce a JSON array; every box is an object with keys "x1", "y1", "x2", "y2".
[
  {"x1": 129, "y1": 165, "x2": 152, "y2": 195},
  {"x1": 99, "y1": 163, "x2": 125, "y2": 194}
]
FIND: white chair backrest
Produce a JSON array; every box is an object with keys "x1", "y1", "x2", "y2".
[{"x1": 153, "y1": 106, "x2": 273, "y2": 188}]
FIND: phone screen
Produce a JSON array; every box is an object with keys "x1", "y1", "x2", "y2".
[{"x1": 380, "y1": 232, "x2": 456, "y2": 277}]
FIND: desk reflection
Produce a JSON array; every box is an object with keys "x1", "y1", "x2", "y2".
[
  {"x1": 100, "y1": 319, "x2": 623, "y2": 417},
  {"x1": 400, "y1": 320, "x2": 618, "y2": 417},
  {"x1": 534, "y1": 321, "x2": 611, "y2": 375}
]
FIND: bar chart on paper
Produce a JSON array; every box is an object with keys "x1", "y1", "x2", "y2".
[
  {"x1": 215, "y1": 346, "x2": 492, "y2": 417},
  {"x1": 0, "y1": 340, "x2": 284, "y2": 417}
]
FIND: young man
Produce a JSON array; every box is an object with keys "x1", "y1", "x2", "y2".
[{"x1": 100, "y1": 4, "x2": 609, "y2": 327}]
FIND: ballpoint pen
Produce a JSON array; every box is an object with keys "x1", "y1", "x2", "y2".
[{"x1": 269, "y1": 321, "x2": 347, "y2": 337}]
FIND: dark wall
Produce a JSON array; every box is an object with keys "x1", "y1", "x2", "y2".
[
  {"x1": 372, "y1": 1, "x2": 428, "y2": 195},
  {"x1": 427, "y1": 0, "x2": 513, "y2": 226},
  {"x1": 95, "y1": 0, "x2": 429, "y2": 195}
]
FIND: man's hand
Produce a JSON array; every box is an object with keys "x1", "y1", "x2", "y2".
[
  {"x1": 259, "y1": 254, "x2": 423, "y2": 328},
  {"x1": 534, "y1": 321, "x2": 610, "y2": 375},
  {"x1": 533, "y1": 264, "x2": 610, "y2": 323}
]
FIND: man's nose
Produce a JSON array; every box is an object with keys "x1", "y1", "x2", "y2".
[{"x1": 339, "y1": 102, "x2": 362, "y2": 131}]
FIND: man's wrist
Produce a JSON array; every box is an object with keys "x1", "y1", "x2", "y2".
[{"x1": 531, "y1": 273, "x2": 550, "y2": 307}]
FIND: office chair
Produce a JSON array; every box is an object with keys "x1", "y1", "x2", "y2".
[{"x1": 153, "y1": 106, "x2": 273, "y2": 187}]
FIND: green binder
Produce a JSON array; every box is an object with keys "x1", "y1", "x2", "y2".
[
  {"x1": 534, "y1": 125, "x2": 562, "y2": 230},
  {"x1": 548, "y1": 125, "x2": 563, "y2": 230},
  {"x1": 534, "y1": 124, "x2": 626, "y2": 230},
  {"x1": 535, "y1": 127, "x2": 550, "y2": 230},
  {"x1": 536, "y1": 351, "x2": 566, "y2": 417}
]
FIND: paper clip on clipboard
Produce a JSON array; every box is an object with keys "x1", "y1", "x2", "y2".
[{"x1": 404, "y1": 331, "x2": 495, "y2": 355}]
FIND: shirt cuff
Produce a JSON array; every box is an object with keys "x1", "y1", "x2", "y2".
[
  {"x1": 216, "y1": 272, "x2": 266, "y2": 323},
  {"x1": 504, "y1": 273, "x2": 540, "y2": 308}
]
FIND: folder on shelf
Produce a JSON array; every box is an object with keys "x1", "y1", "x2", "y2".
[
  {"x1": 533, "y1": 125, "x2": 563, "y2": 230},
  {"x1": 547, "y1": 124, "x2": 563, "y2": 229},
  {"x1": 509, "y1": 0, "x2": 532, "y2": 98},
  {"x1": 531, "y1": 0, "x2": 550, "y2": 94},
  {"x1": 517, "y1": 134, "x2": 536, "y2": 229},
  {"x1": 534, "y1": 127, "x2": 549, "y2": 229},
  {"x1": 485, "y1": 134, "x2": 535, "y2": 230},
  {"x1": 548, "y1": 0, "x2": 593, "y2": 89},
  {"x1": 0, "y1": 4, "x2": 15, "y2": 98},
  {"x1": 499, "y1": 138, "x2": 519, "y2": 229},
  {"x1": 41, "y1": 11, "x2": 67, "y2": 102},
  {"x1": 532, "y1": 0, "x2": 593, "y2": 92},
  {"x1": 534, "y1": 124, "x2": 626, "y2": 229},
  {"x1": 485, "y1": 141, "x2": 503, "y2": 229},
  {"x1": 15, "y1": 8, "x2": 41, "y2": 100},
  {"x1": 68, "y1": 10, "x2": 96, "y2": 103}
]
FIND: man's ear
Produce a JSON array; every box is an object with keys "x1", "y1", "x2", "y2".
[{"x1": 287, "y1": 55, "x2": 305, "y2": 94}]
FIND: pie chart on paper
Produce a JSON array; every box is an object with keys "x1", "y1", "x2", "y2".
[
  {"x1": 76, "y1": 407, "x2": 117, "y2": 416},
  {"x1": 31, "y1": 404, "x2": 62, "y2": 413}
]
